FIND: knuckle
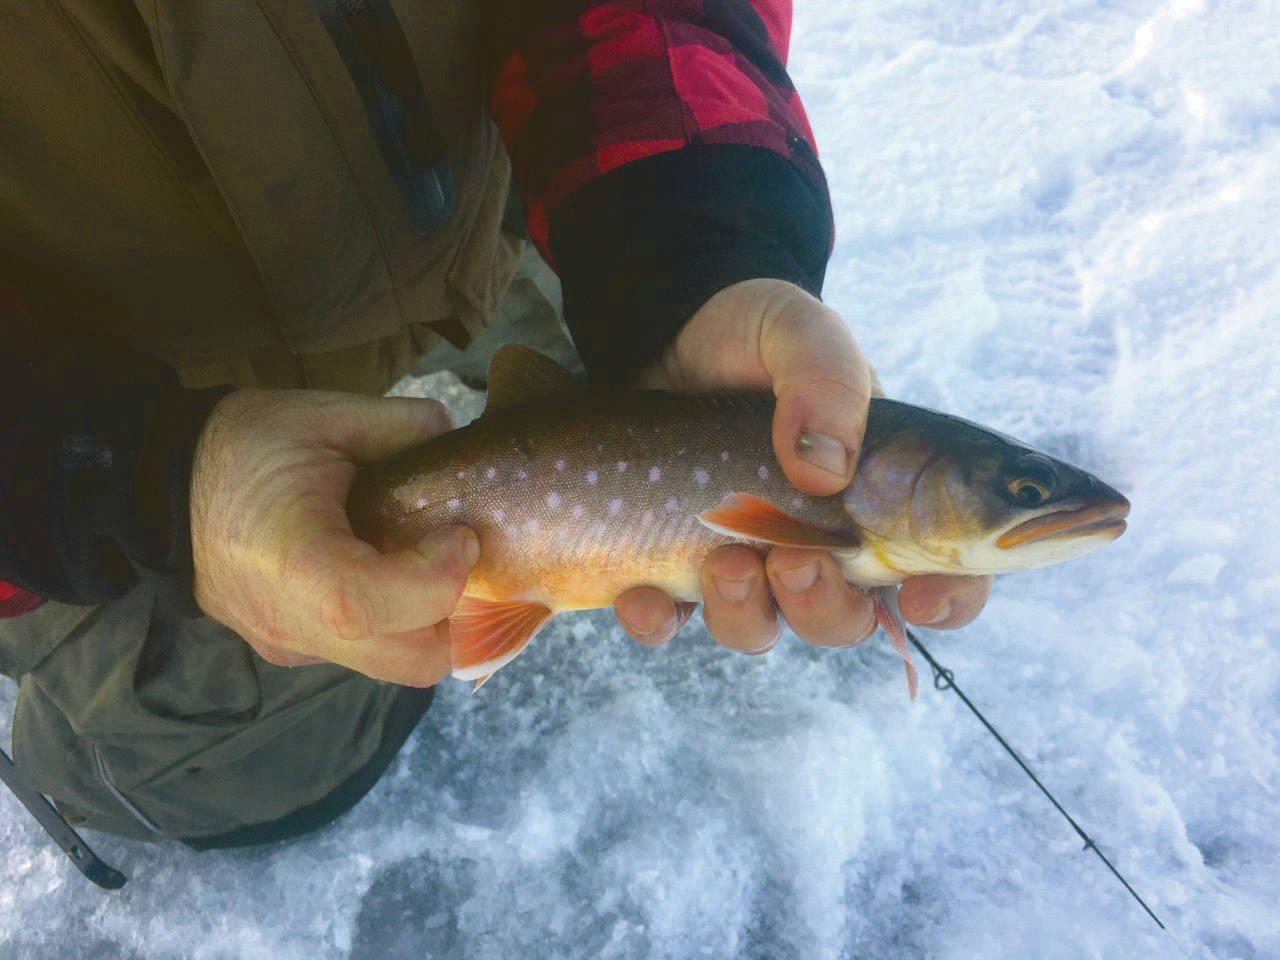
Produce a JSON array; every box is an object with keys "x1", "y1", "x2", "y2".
[{"x1": 321, "y1": 582, "x2": 375, "y2": 642}]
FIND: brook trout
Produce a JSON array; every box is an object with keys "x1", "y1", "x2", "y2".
[{"x1": 349, "y1": 346, "x2": 1129, "y2": 695}]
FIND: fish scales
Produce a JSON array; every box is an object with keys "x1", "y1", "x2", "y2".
[{"x1": 350, "y1": 390, "x2": 851, "y2": 612}]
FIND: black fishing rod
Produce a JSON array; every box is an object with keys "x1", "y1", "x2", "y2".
[{"x1": 906, "y1": 628, "x2": 1164, "y2": 930}]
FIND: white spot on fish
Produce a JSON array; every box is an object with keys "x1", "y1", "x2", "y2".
[
  {"x1": 516, "y1": 468, "x2": 528, "y2": 481},
  {"x1": 792, "y1": 496, "x2": 804, "y2": 509},
  {"x1": 693, "y1": 467, "x2": 709, "y2": 486},
  {"x1": 586, "y1": 469, "x2": 598, "y2": 485},
  {"x1": 648, "y1": 465, "x2": 662, "y2": 482},
  {"x1": 757, "y1": 465, "x2": 769, "y2": 480},
  {"x1": 493, "y1": 508, "x2": 506, "y2": 523},
  {"x1": 485, "y1": 467, "x2": 497, "y2": 480},
  {"x1": 641, "y1": 510, "x2": 653, "y2": 528},
  {"x1": 555, "y1": 459, "x2": 566, "y2": 472},
  {"x1": 447, "y1": 498, "x2": 461, "y2": 511},
  {"x1": 572, "y1": 504, "x2": 584, "y2": 520},
  {"x1": 456, "y1": 470, "x2": 467, "y2": 480},
  {"x1": 617, "y1": 461, "x2": 628, "y2": 473},
  {"x1": 546, "y1": 491, "x2": 561, "y2": 510},
  {"x1": 721, "y1": 451, "x2": 730, "y2": 461},
  {"x1": 664, "y1": 496, "x2": 679, "y2": 511},
  {"x1": 525, "y1": 518, "x2": 539, "y2": 534},
  {"x1": 608, "y1": 497, "x2": 623, "y2": 516}
]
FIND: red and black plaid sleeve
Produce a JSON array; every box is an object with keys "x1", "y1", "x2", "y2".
[{"x1": 489, "y1": 0, "x2": 834, "y2": 383}]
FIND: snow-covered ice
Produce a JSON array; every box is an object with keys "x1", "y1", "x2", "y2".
[{"x1": 4, "y1": 1, "x2": 1279, "y2": 957}]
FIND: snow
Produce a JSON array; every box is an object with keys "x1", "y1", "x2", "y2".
[{"x1": 4, "y1": 1, "x2": 1279, "y2": 957}]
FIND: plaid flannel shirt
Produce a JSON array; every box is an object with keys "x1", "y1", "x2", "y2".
[
  {"x1": 492, "y1": 0, "x2": 828, "y2": 258},
  {"x1": 493, "y1": 0, "x2": 834, "y2": 384}
]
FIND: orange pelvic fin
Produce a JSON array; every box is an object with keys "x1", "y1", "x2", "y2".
[
  {"x1": 871, "y1": 586, "x2": 918, "y2": 700},
  {"x1": 697, "y1": 492, "x2": 859, "y2": 549},
  {"x1": 449, "y1": 595, "x2": 553, "y2": 687}
]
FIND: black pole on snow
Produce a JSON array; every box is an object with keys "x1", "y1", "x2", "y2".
[
  {"x1": 0, "y1": 746, "x2": 127, "y2": 889},
  {"x1": 906, "y1": 628, "x2": 1164, "y2": 931}
]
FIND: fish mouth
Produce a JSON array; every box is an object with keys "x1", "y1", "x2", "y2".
[{"x1": 996, "y1": 499, "x2": 1130, "y2": 549}]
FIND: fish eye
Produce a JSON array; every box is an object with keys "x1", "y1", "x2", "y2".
[
  {"x1": 1008, "y1": 476, "x2": 1051, "y2": 506},
  {"x1": 1005, "y1": 458, "x2": 1057, "y2": 507}
]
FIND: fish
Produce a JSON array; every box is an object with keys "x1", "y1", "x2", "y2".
[{"x1": 347, "y1": 345, "x2": 1130, "y2": 696}]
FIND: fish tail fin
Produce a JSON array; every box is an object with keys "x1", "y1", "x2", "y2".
[
  {"x1": 449, "y1": 596, "x2": 553, "y2": 687},
  {"x1": 871, "y1": 586, "x2": 918, "y2": 701}
]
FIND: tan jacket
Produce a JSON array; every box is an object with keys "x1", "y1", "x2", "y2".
[{"x1": 1, "y1": 0, "x2": 520, "y2": 393}]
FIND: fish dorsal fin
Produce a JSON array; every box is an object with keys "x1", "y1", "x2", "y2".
[
  {"x1": 697, "y1": 493, "x2": 860, "y2": 549},
  {"x1": 485, "y1": 344, "x2": 580, "y2": 412},
  {"x1": 449, "y1": 595, "x2": 554, "y2": 686}
]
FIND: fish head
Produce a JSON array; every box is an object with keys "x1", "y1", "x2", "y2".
[{"x1": 843, "y1": 400, "x2": 1129, "y2": 576}]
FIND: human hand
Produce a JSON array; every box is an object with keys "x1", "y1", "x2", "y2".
[
  {"x1": 191, "y1": 390, "x2": 478, "y2": 685},
  {"x1": 612, "y1": 278, "x2": 993, "y2": 652}
]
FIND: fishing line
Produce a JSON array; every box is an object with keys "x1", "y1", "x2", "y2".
[{"x1": 905, "y1": 628, "x2": 1165, "y2": 931}]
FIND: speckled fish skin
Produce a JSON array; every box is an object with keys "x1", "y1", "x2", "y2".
[
  {"x1": 347, "y1": 385, "x2": 1130, "y2": 615},
  {"x1": 349, "y1": 389, "x2": 835, "y2": 612}
]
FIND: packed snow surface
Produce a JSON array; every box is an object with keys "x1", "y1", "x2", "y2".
[{"x1": 4, "y1": 1, "x2": 1278, "y2": 957}]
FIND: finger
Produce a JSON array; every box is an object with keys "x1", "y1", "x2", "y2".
[
  {"x1": 760, "y1": 291, "x2": 874, "y2": 496},
  {"x1": 306, "y1": 525, "x2": 479, "y2": 642},
  {"x1": 701, "y1": 545, "x2": 779, "y2": 654},
  {"x1": 614, "y1": 586, "x2": 682, "y2": 646},
  {"x1": 898, "y1": 575, "x2": 994, "y2": 630},
  {"x1": 321, "y1": 394, "x2": 454, "y2": 463},
  {"x1": 322, "y1": 623, "x2": 453, "y2": 687},
  {"x1": 765, "y1": 548, "x2": 877, "y2": 648}
]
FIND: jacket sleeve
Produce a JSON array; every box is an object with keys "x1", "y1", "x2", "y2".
[
  {"x1": 488, "y1": 0, "x2": 833, "y2": 383},
  {"x1": 0, "y1": 296, "x2": 229, "y2": 610}
]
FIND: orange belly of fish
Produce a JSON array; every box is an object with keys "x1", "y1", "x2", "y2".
[{"x1": 461, "y1": 546, "x2": 709, "y2": 612}]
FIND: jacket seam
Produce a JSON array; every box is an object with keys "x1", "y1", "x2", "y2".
[{"x1": 251, "y1": 0, "x2": 413, "y2": 360}]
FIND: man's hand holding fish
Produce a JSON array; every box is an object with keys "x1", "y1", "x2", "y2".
[{"x1": 614, "y1": 278, "x2": 993, "y2": 654}]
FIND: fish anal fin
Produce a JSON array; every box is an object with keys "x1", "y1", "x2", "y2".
[
  {"x1": 450, "y1": 595, "x2": 553, "y2": 684},
  {"x1": 697, "y1": 493, "x2": 859, "y2": 549},
  {"x1": 871, "y1": 585, "x2": 918, "y2": 700},
  {"x1": 484, "y1": 345, "x2": 580, "y2": 412}
]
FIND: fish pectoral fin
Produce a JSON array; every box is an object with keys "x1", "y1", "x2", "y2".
[
  {"x1": 484, "y1": 344, "x2": 581, "y2": 412},
  {"x1": 697, "y1": 492, "x2": 860, "y2": 549},
  {"x1": 870, "y1": 586, "x2": 918, "y2": 701},
  {"x1": 449, "y1": 596, "x2": 553, "y2": 686}
]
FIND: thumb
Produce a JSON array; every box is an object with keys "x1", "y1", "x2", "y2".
[
  {"x1": 323, "y1": 394, "x2": 454, "y2": 463},
  {"x1": 761, "y1": 289, "x2": 874, "y2": 496},
  {"x1": 313, "y1": 525, "x2": 480, "y2": 641}
]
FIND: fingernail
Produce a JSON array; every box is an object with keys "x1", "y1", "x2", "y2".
[
  {"x1": 421, "y1": 527, "x2": 479, "y2": 567},
  {"x1": 775, "y1": 561, "x2": 819, "y2": 594},
  {"x1": 460, "y1": 529, "x2": 480, "y2": 567},
  {"x1": 713, "y1": 574, "x2": 754, "y2": 603},
  {"x1": 923, "y1": 601, "x2": 952, "y2": 625},
  {"x1": 634, "y1": 612, "x2": 679, "y2": 643},
  {"x1": 796, "y1": 430, "x2": 850, "y2": 477}
]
